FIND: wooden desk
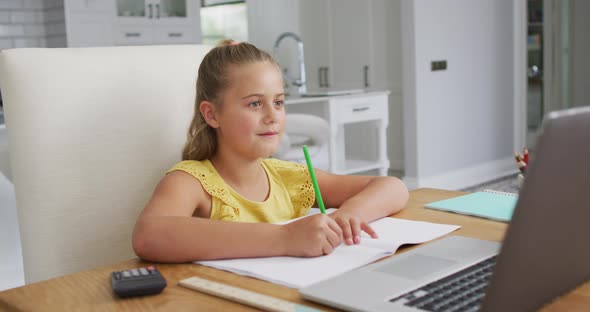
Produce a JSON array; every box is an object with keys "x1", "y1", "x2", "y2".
[{"x1": 1, "y1": 188, "x2": 589, "y2": 311}]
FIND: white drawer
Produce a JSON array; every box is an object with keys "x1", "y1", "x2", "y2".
[
  {"x1": 153, "y1": 27, "x2": 195, "y2": 44},
  {"x1": 114, "y1": 27, "x2": 153, "y2": 45},
  {"x1": 334, "y1": 95, "x2": 388, "y2": 124}
]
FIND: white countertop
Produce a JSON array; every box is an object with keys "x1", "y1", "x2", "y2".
[{"x1": 285, "y1": 90, "x2": 390, "y2": 105}]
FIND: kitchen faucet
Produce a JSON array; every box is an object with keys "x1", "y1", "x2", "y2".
[{"x1": 273, "y1": 32, "x2": 307, "y2": 95}]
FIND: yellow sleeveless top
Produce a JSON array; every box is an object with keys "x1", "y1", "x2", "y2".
[{"x1": 167, "y1": 158, "x2": 315, "y2": 223}]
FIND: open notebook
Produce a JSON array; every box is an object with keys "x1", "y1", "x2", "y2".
[{"x1": 196, "y1": 209, "x2": 460, "y2": 288}]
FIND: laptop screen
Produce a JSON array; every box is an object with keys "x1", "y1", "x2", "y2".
[{"x1": 482, "y1": 107, "x2": 590, "y2": 311}]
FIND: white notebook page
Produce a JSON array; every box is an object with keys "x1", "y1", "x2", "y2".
[{"x1": 196, "y1": 211, "x2": 460, "y2": 288}]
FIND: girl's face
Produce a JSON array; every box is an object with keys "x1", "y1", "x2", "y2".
[{"x1": 214, "y1": 61, "x2": 286, "y2": 159}]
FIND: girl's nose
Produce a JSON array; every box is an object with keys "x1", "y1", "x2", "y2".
[{"x1": 263, "y1": 103, "x2": 277, "y2": 124}]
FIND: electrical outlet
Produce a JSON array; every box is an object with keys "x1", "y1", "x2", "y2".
[{"x1": 431, "y1": 60, "x2": 447, "y2": 71}]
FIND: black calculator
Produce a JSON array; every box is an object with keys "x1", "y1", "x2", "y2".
[{"x1": 111, "y1": 266, "x2": 167, "y2": 298}]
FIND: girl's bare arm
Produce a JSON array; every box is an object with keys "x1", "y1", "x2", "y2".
[
  {"x1": 317, "y1": 170, "x2": 409, "y2": 221},
  {"x1": 132, "y1": 171, "x2": 341, "y2": 262}
]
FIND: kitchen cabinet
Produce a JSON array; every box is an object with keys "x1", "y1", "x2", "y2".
[
  {"x1": 299, "y1": 0, "x2": 374, "y2": 92},
  {"x1": 64, "y1": 0, "x2": 116, "y2": 47},
  {"x1": 285, "y1": 91, "x2": 390, "y2": 176},
  {"x1": 64, "y1": 0, "x2": 200, "y2": 47},
  {"x1": 299, "y1": 0, "x2": 330, "y2": 90},
  {"x1": 65, "y1": 0, "x2": 113, "y2": 12},
  {"x1": 114, "y1": 0, "x2": 200, "y2": 45}
]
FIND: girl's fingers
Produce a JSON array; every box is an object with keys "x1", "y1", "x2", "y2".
[
  {"x1": 322, "y1": 241, "x2": 334, "y2": 255},
  {"x1": 327, "y1": 217, "x2": 343, "y2": 240},
  {"x1": 337, "y1": 219, "x2": 353, "y2": 245},
  {"x1": 350, "y1": 218, "x2": 361, "y2": 244},
  {"x1": 326, "y1": 225, "x2": 342, "y2": 248},
  {"x1": 361, "y1": 222, "x2": 378, "y2": 239}
]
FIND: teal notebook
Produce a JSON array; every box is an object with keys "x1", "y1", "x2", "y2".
[{"x1": 425, "y1": 190, "x2": 518, "y2": 222}]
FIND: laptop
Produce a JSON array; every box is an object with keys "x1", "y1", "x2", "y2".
[{"x1": 300, "y1": 106, "x2": 590, "y2": 312}]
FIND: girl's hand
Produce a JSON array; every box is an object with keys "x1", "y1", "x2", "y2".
[
  {"x1": 282, "y1": 214, "x2": 343, "y2": 257},
  {"x1": 329, "y1": 210, "x2": 378, "y2": 245}
]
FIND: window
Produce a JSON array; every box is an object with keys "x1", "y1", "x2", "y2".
[{"x1": 200, "y1": 1, "x2": 248, "y2": 45}]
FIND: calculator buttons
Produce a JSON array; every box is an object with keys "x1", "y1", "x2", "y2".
[{"x1": 112, "y1": 266, "x2": 167, "y2": 298}]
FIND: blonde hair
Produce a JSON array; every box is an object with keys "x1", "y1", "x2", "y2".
[{"x1": 182, "y1": 40, "x2": 278, "y2": 161}]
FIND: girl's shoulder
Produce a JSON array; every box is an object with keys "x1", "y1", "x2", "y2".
[
  {"x1": 167, "y1": 159, "x2": 238, "y2": 205},
  {"x1": 262, "y1": 158, "x2": 312, "y2": 182},
  {"x1": 167, "y1": 159, "x2": 214, "y2": 177},
  {"x1": 167, "y1": 160, "x2": 223, "y2": 190},
  {"x1": 263, "y1": 158, "x2": 315, "y2": 215},
  {"x1": 262, "y1": 158, "x2": 306, "y2": 172},
  {"x1": 262, "y1": 158, "x2": 311, "y2": 183}
]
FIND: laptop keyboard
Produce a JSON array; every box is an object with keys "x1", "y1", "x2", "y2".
[{"x1": 389, "y1": 256, "x2": 497, "y2": 312}]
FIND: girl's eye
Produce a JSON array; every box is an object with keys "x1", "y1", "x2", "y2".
[
  {"x1": 274, "y1": 100, "x2": 284, "y2": 107},
  {"x1": 248, "y1": 101, "x2": 261, "y2": 108}
]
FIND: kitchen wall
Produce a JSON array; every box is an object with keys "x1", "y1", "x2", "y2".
[
  {"x1": 1, "y1": 0, "x2": 65, "y2": 177},
  {"x1": 0, "y1": 0, "x2": 526, "y2": 190},
  {"x1": 372, "y1": 0, "x2": 403, "y2": 170},
  {"x1": 248, "y1": 0, "x2": 406, "y2": 172},
  {"x1": 247, "y1": 0, "x2": 300, "y2": 53},
  {"x1": 0, "y1": 0, "x2": 66, "y2": 50},
  {"x1": 247, "y1": 0, "x2": 301, "y2": 90},
  {"x1": 403, "y1": 0, "x2": 516, "y2": 190}
]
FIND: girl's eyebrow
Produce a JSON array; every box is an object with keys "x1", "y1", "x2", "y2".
[
  {"x1": 241, "y1": 93, "x2": 285, "y2": 99},
  {"x1": 241, "y1": 93, "x2": 263, "y2": 99}
]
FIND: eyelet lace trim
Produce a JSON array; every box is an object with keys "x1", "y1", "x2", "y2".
[
  {"x1": 168, "y1": 159, "x2": 315, "y2": 221},
  {"x1": 264, "y1": 159, "x2": 315, "y2": 218},
  {"x1": 168, "y1": 161, "x2": 241, "y2": 221}
]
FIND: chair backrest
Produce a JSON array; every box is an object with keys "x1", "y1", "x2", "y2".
[
  {"x1": 0, "y1": 45, "x2": 211, "y2": 283},
  {"x1": 275, "y1": 114, "x2": 331, "y2": 170}
]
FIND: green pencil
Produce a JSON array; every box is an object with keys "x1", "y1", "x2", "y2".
[{"x1": 302, "y1": 145, "x2": 326, "y2": 214}]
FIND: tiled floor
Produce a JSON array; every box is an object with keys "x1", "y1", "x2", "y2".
[
  {"x1": 462, "y1": 174, "x2": 520, "y2": 194},
  {"x1": 391, "y1": 169, "x2": 520, "y2": 194}
]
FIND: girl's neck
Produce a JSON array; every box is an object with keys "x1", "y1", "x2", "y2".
[{"x1": 209, "y1": 150, "x2": 266, "y2": 191}]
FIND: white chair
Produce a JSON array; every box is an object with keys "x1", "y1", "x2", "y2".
[
  {"x1": 0, "y1": 125, "x2": 10, "y2": 180},
  {"x1": 275, "y1": 113, "x2": 331, "y2": 171},
  {"x1": 0, "y1": 45, "x2": 212, "y2": 283}
]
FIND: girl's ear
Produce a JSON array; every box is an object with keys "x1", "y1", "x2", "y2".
[{"x1": 199, "y1": 101, "x2": 220, "y2": 128}]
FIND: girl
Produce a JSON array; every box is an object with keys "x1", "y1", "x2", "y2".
[{"x1": 132, "y1": 40, "x2": 409, "y2": 262}]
